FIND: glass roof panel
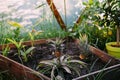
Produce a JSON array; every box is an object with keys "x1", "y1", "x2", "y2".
[{"x1": 0, "y1": 0, "x2": 87, "y2": 29}]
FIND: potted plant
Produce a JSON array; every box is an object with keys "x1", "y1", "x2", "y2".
[{"x1": 99, "y1": 0, "x2": 120, "y2": 58}]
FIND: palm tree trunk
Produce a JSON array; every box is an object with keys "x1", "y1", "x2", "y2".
[{"x1": 116, "y1": 26, "x2": 120, "y2": 46}]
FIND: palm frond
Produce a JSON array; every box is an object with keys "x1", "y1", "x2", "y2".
[
  {"x1": 25, "y1": 47, "x2": 35, "y2": 55},
  {"x1": 67, "y1": 64, "x2": 81, "y2": 76},
  {"x1": 67, "y1": 60, "x2": 87, "y2": 67},
  {"x1": 62, "y1": 65, "x2": 72, "y2": 74},
  {"x1": 51, "y1": 66, "x2": 56, "y2": 80},
  {"x1": 39, "y1": 60, "x2": 54, "y2": 66}
]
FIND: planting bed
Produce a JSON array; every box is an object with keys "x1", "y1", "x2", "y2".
[{"x1": 0, "y1": 38, "x2": 120, "y2": 80}]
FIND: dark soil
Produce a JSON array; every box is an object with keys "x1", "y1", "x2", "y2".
[
  {"x1": 0, "y1": 40, "x2": 108, "y2": 80},
  {"x1": 111, "y1": 44, "x2": 120, "y2": 47},
  {"x1": 0, "y1": 70, "x2": 16, "y2": 80}
]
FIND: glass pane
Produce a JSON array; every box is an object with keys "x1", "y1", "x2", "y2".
[
  {"x1": 0, "y1": 0, "x2": 87, "y2": 27},
  {"x1": 0, "y1": 0, "x2": 59, "y2": 29},
  {"x1": 53, "y1": 0, "x2": 87, "y2": 27}
]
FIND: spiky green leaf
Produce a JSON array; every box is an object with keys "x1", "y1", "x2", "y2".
[
  {"x1": 39, "y1": 60, "x2": 54, "y2": 66},
  {"x1": 62, "y1": 66, "x2": 71, "y2": 74},
  {"x1": 25, "y1": 47, "x2": 35, "y2": 55},
  {"x1": 8, "y1": 21, "x2": 23, "y2": 28},
  {"x1": 36, "y1": 3, "x2": 45, "y2": 9},
  {"x1": 67, "y1": 60, "x2": 87, "y2": 67}
]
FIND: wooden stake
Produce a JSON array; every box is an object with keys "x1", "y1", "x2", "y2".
[{"x1": 46, "y1": 0, "x2": 67, "y2": 31}]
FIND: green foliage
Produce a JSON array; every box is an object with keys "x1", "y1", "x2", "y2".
[
  {"x1": 47, "y1": 38, "x2": 65, "y2": 52},
  {"x1": 28, "y1": 29, "x2": 43, "y2": 46},
  {"x1": 20, "y1": 47, "x2": 35, "y2": 62},
  {"x1": 78, "y1": 34, "x2": 90, "y2": 55},
  {"x1": 2, "y1": 45, "x2": 10, "y2": 56},
  {"x1": 91, "y1": 59, "x2": 112, "y2": 80},
  {"x1": 84, "y1": 26, "x2": 115, "y2": 49},
  {"x1": 38, "y1": 55, "x2": 87, "y2": 80},
  {"x1": 0, "y1": 70, "x2": 16, "y2": 80},
  {"x1": 100, "y1": 0, "x2": 120, "y2": 27},
  {"x1": 7, "y1": 38, "x2": 35, "y2": 62},
  {"x1": 7, "y1": 21, "x2": 22, "y2": 28},
  {"x1": 0, "y1": 18, "x2": 14, "y2": 44},
  {"x1": 7, "y1": 21, "x2": 23, "y2": 41},
  {"x1": 36, "y1": 3, "x2": 45, "y2": 9},
  {"x1": 0, "y1": 15, "x2": 67, "y2": 44},
  {"x1": 98, "y1": 0, "x2": 120, "y2": 45},
  {"x1": 83, "y1": 0, "x2": 93, "y2": 7},
  {"x1": 73, "y1": 0, "x2": 117, "y2": 50},
  {"x1": 79, "y1": 34, "x2": 88, "y2": 46},
  {"x1": 7, "y1": 38, "x2": 24, "y2": 56}
]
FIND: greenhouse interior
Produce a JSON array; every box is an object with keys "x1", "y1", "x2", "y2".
[{"x1": 0, "y1": 0, "x2": 120, "y2": 80}]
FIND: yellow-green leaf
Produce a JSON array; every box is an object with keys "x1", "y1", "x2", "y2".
[
  {"x1": 36, "y1": 3, "x2": 45, "y2": 9},
  {"x1": 8, "y1": 21, "x2": 23, "y2": 28},
  {"x1": 89, "y1": 0, "x2": 93, "y2": 5}
]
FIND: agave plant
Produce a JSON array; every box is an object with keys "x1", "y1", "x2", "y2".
[{"x1": 38, "y1": 55, "x2": 87, "y2": 80}]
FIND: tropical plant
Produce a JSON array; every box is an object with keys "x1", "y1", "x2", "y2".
[
  {"x1": 77, "y1": 33, "x2": 91, "y2": 60},
  {"x1": 20, "y1": 47, "x2": 35, "y2": 62},
  {"x1": 0, "y1": 70, "x2": 16, "y2": 80},
  {"x1": 99, "y1": 0, "x2": 120, "y2": 46},
  {"x1": 79, "y1": 34, "x2": 88, "y2": 48},
  {"x1": 38, "y1": 55, "x2": 87, "y2": 80},
  {"x1": 2, "y1": 45, "x2": 10, "y2": 56},
  {"x1": 7, "y1": 38, "x2": 24, "y2": 56},
  {"x1": 72, "y1": 0, "x2": 117, "y2": 50},
  {"x1": 28, "y1": 29, "x2": 42, "y2": 46},
  {"x1": 0, "y1": 18, "x2": 14, "y2": 44},
  {"x1": 65, "y1": 0, "x2": 104, "y2": 48},
  {"x1": 7, "y1": 21, "x2": 23, "y2": 41},
  {"x1": 47, "y1": 38, "x2": 65, "y2": 57},
  {"x1": 7, "y1": 38, "x2": 35, "y2": 62}
]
